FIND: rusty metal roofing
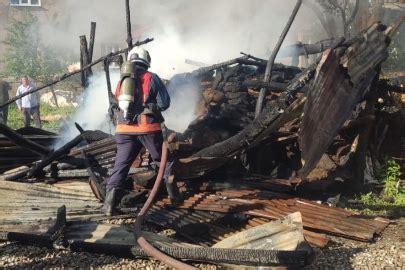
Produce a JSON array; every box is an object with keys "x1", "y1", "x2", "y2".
[{"x1": 154, "y1": 189, "x2": 389, "y2": 242}]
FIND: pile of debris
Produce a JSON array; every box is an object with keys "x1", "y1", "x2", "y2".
[{"x1": 0, "y1": 21, "x2": 403, "y2": 268}]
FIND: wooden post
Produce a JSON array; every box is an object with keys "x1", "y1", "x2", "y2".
[
  {"x1": 49, "y1": 85, "x2": 59, "y2": 108},
  {"x1": 80, "y1": 35, "x2": 92, "y2": 77},
  {"x1": 103, "y1": 58, "x2": 113, "y2": 101},
  {"x1": 125, "y1": 0, "x2": 133, "y2": 50},
  {"x1": 255, "y1": 0, "x2": 302, "y2": 118},
  {"x1": 88, "y1": 22, "x2": 96, "y2": 63},
  {"x1": 80, "y1": 48, "x2": 86, "y2": 87}
]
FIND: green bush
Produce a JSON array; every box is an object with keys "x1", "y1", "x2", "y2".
[{"x1": 357, "y1": 159, "x2": 404, "y2": 216}]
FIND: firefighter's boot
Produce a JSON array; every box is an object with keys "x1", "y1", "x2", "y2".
[
  {"x1": 103, "y1": 188, "x2": 125, "y2": 216},
  {"x1": 165, "y1": 175, "x2": 183, "y2": 205}
]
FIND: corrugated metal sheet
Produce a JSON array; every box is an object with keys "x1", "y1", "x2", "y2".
[
  {"x1": 299, "y1": 23, "x2": 390, "y2": 178},
  {"x1": 155, "y1": 189, "x2": 389, "y2": 242}
]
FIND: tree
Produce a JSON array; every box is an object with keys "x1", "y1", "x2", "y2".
[
  {"x1": 316, "y1": 0, "x2": 360, "y2": 37},
  {"x1": 304, "y1": 0, "x2": 338, "y2": 39},
  {"x1": 1, "y1": 13, "x2": 64, "y2": 81}
]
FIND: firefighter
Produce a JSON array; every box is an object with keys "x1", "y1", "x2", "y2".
[{"x1": 104, "y1": 47, "x2": 180, "y2": 216}]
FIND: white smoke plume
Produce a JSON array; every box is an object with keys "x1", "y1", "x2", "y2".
[
  {"x1": 55, "y1": 71, "x2": 118, "y2": 147},
  {"x1": 38, "y1": 0, "x2": 324, "y2": 139}
]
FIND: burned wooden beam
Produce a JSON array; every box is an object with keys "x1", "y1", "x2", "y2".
[
  {"x1": 80, "y1": 35, "x2": 92, "y2": 87},
  {"x1": 239, "y1": 53, "x2": 304, "y2": 73},
  {"x1": 192, "y1": 65, "x2": 315, "y2": 159},
  {"x1": 88, "y1": 22, "x2": 96, "y2": 63},
  {"x1": 249, "y1": 95, "x2": 306, "y2": 148},
  {"x1": 80, "y1": 45, "x2": 86, "y2": 87},
  {"x1": 0, "y1": 123, "x2": 50, "y2": 156},
  {"x1": 241, "y1": 80, "x2": 287, "y2": 92},
  {"x1": 80, "y1": 149, "x2": 105, "y2": 201},
  {"x1": 80, "y1": 35, "x2": 92, "y2": 76},
  {"x1": 0, "y1": 205, "x2": 65, "y2": 248},
  {"x1": 28, "y1": 134, "x2": 85, "y2": 178},
  {"x1": 103, "y1": 58, "x2": 117, "y2": 125},
  {"x1": 49, "y1": 85, "x2": 59, "y2": 108},
  {"x1": 125, "y1": 0, "x2": 133, "y2": 50},
  {"x1": 255, "y1": 0, "x2": 302, "y2": 118},
  {"x1": 191, "y1": 56, "x2": 249, "y2": 77}
]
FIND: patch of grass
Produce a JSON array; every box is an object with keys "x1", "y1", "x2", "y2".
[
  {"x1": 355, "y1": 159, "x2": 404, "y2": 217},
  {"x1": 6, "y1": 102, "x2": 76, "y2": 131}
]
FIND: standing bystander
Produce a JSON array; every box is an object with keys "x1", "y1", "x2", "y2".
[{"x1": 16, "y1": 76, "x2": 41, "y2": 128}]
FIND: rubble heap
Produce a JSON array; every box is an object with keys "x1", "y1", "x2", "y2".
[{"x1": 0, "y1": 22, "x2": 403, "y2": 268}]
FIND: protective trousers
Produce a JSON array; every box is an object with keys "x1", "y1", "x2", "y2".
[{"x1": 107, "y1": 132, "x2": 173, "y2": 192}]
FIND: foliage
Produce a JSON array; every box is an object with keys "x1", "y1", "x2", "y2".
[
  {"x1": 356, "y1": 159, "x2": 404, "y2": 217},
  {"x1": 1, "y1": 13, "x2": 64, "y2": 81},
  {"x1": 316, "y1": 0, "x2": 359, "y2": 37},
  {"x1": 7, "y1": 102, "x2": 75, "y2": 131},
  {"x1": 379, "y1": 159, "x2": 403, "y2": 202},
  {"x1": 383, "y1": 30, "x2": 405, "y2": 72}
]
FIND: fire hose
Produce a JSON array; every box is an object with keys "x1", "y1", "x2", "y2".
[
  {"x1": 130, "y1": 127, "x2": 312, "y2": 268},
  {"x1": 133, "y1": 125, "x2": 197, "y2": 270}
]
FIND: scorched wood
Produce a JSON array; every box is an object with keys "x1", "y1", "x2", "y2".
[
  {"x1": 299, "y1": 23, "x2": 391, "y2": 179},
  {"x1": 192, "y1": 66, "x2": 315, "y2": 159},
  {"x1": 28, "y1": 134, "x2": 85, "y2": 178},
  {"x1": 0, "y1": 123, "x2": 50, "y2": 156}
]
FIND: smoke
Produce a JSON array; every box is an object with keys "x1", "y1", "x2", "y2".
[
  {"x1": 55, "y1": 71, "x2": 118, "y2": 148},
  {"x1": 40, "y1": 0, "x2": 319, "y2": 77},
  {"x1": 37, "y1": 0, "x2": 322, "y2": 137},
  {"x1": 163, "y1": 75, "x2": 201, "y2": 132}
]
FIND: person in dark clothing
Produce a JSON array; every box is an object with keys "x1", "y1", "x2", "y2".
[
  {"x1": 104, "y1": 47, "x2": 180, "y2": 216},
  {"x1": 0, "y1": 80, "x2": 10, "y2": 124}
]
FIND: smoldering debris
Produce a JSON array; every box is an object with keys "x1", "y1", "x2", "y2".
[{"x1": 0, "y1": 2, "x2": 404, "y2": 268}]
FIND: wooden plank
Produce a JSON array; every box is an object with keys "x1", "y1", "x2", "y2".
[{"x1": 0, "y1": 180, "x2": 101, "y2": 225}]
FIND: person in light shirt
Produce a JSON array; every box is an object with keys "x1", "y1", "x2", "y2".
[{"x1": 15, "y1": 76, "x2": 41, "y2": 128}]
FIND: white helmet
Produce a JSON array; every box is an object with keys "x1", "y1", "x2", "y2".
[{"x1": 127, "y1": 47, "x2": 151, "y2": 67}]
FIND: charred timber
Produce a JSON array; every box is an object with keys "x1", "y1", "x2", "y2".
[
  {"x1": 125, "y1": 0, "x2": 133, "y2": 50},
  {"x1": 80, "y1": 35, "x2": 92, "y2": 86},
  {"x1": 255, "y1": 0, "x2": 302, "y2": 118},
  {"x1": 192, "y1": 65, "x2": 315, "y2": 158},
  {"x1": 81, "y1": 150, "x2": 105, "y2": 201},
  {"x1": 28, "y1": 134, "x2": 85, "y2": 178},
  {"x1": 241, "y1": 80, "x2": 287, "y2": 92},
  {"x1": 0, "y1": 123, "x2": 50, "y2": 156},
  {"x1": 88, "y1": 22, "x2": 96, "y2": 63},
  {"x1": 191, "y1": 56, "x2": 249, "y2": 77}
]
